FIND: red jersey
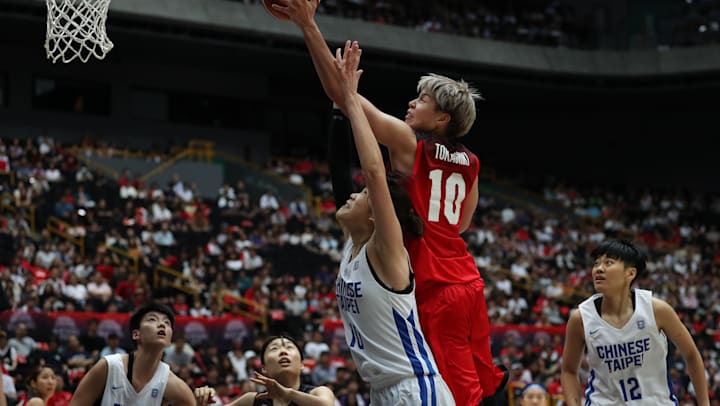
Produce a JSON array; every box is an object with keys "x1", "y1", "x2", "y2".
[{"x1": 403, "y1": 138, "x2": 481, "y2": 303}]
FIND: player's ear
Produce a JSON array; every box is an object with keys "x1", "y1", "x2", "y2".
[
  {"x1": 626, "y1": 266, "x2": 636, "y2": 281},
  {"x1": 436, "y1": 111, "x2": 450, "y2": 126}
]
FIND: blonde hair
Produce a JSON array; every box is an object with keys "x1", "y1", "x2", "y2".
[{"x1": 417, "y1": 73, "x2": 483, "y2": 138}]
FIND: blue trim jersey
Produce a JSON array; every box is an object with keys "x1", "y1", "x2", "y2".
[
  {"x1": 337, "y1": 240, "x2": 452, "y2": 405},
  {"x1": 578, "y1": 289, "x2": 678, "y2": 406},
  {"x1": 100, "y1": 353, "x2": 170, "y2": 406}
]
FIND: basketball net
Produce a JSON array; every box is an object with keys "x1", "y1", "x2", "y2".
[{"x1": 45, "y1": 0, "x2": 114, "y2": 63}]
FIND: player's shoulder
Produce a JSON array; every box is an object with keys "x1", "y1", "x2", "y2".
[
  {"x1": 90, "y1": 356, "x2": 110, "y2": 373},
  {"x1": 568, "y1": 306, "x2": 584, "y2": 322},
  {"x1": 650, "y1": 296, "x2": 673, "y2": 314}
]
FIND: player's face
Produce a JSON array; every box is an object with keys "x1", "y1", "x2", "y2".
[
  {"x1": 32, "y1": 367, "x2": 57, "y2": 398},
  {"x1": 336, "y1": 188, "x2": 372, "y2": 225},
  {"x1": 592, "y1": 255, "x2": 633, "y2": 293},
  {"x1": 262, "y1": 338, "x2": 302, "y2": 377},
  {"x1": 134, "y1": 311, "x2": 173, "y2": 347},
  {"x1": 406, "y1": 92, "x2": 445, "y2": 133},
  {"x1": 521, "y1": 387, "x2": 547, "y2": 406}
]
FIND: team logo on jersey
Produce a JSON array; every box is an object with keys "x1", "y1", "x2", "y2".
[
  {"x1": 353, "y1": 262, "x2": 359, "y2": 271},
  {"x1": 151, "y1": 388, "x2": 159, "y2": 398},
  {"x1": 637, "y1": 319, "x2": 645, "y2": 330}
]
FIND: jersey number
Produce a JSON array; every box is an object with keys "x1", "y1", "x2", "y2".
[
  {"x1": 619, "y1": 377, "x2": 642, "y2": 401},
  {"x1": 428, "y1": 169, "x2": 466, "y2": 225},
  {"x1": 348, "y1": 323, "x2": 364, "y2": 349}
]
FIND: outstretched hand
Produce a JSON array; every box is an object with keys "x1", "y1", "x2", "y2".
[
  {"x1": 251, "y1": 371, "x2": 292, "y2": 402},
  {"x1": 333, "y1": 40, "x2": 363, "y2": 100},
  {"x1": 271, "y1": 0, "x2": 320, "y2": 27}
]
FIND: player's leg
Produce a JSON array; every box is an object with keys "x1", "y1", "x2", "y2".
[
  {"x1": 467, "y1": 278, "x2": 508, "y2": 404},
  {"x1": 418, "y1": 284, "x2": 483, "y2": 405}
]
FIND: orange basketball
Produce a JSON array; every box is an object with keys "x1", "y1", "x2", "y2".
[{"x1": 262, "y1": 0, "x2": 291, "y2": 21}]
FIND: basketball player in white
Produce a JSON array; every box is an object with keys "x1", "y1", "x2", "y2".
[
  {"x1": 561, "y1": 240, "x2": 709, "y2": 406},
  {"x1": 70, "y1": 303, "x2": 214, "y2": 406},
  {"x1": 330, "y1": 41, "x2": 454, "y2": 405},
  {"x1": 194, "y1": 335, "x2": 335, "y2": 405}
]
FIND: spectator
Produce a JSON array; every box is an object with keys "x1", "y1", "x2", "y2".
[
  {"x1": 32, "y1": 336, "x2": 67, "y2": 372},
  {"x1": 78, "y1": 319, "x2": 106, "y2": 359},
  {"x1": 0, "y1": 331, "x2": 17, "y2": 374},
  {"x1": 99, "y1": 333, "x2": 126, "y2": 358},
  {"x1": 62, "y1": 274, "x2": 88, "y2": 308},
  {"x1": 85, "y1": 272, "x2": 113, "y2": 311},
  {"x1": 22, "y1": 366, "x2": 56, "y2": 406},
  {"x1": 311, "y1": 352, "x2": 336, "y2": 387},
  {"x1": 304, "y1": 331, "x2": 329, "y2": 361},
  {"x1": 259, "y1": 191, "x2": 279, "y2": 211},
  {"x1": 1, "y1": 366, "x2": 15, "y2": 405},
  {"x1": 8, "y1": 323, "x2": 38, "y2": 359},
  {"x1": 164, "y1": 333, "x2": 194, "y2": 371},
  {"x1": 227, "y1": 340, "x2": 250, "y2": 382}
]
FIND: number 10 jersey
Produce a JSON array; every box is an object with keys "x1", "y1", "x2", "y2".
[{"x1": 403, "y1": 137, "x2": 481, "y2": 303}]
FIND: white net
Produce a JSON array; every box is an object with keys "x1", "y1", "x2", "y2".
[{"x1": 45, "y1": 0, "x2": 114, "y2": 64}]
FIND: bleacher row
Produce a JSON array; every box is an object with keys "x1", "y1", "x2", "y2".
[
  {"x1": 0, "y1": 135, "x2": 719, "y2": 404},
  {"x1": 231, "y1": 0, "x2": 720, "y2": 49}
]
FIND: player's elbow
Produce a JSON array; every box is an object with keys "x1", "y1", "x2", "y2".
[
  {"x1": 681, "y1": 347, "x2": 704, "y2": 368},
  {"x1": 561, "y1": 361, "x2": 580, "y2": 377},
  {"x1": 361, "y1": 166, "x2": 385, "y2": 183}
]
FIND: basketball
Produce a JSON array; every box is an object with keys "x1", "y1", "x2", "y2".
[{"x1": 262, "y1": 0, "x2": 291, "y2": 21}]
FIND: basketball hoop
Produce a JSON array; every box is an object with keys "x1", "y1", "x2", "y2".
[{"x1": 45, "y1": 0, "x2": 114, "y2": 64}]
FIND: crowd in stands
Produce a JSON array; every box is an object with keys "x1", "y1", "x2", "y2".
[
  {"x1": 235, "y1": 0, "x2": 584, "y2": 48},
  {"x1": 0, "y1": 135, "x2": 719, "y2": 405},
  {"x1": 232, "y1": 0, "x2": 720, "y2": 49},
  {"x1": 669, "y1": 0, "x2": 720, "y2": 47}
]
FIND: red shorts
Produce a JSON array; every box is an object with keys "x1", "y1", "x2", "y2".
[{"x1": 418, "y1": 278, "x2": 505, "y2": 405}]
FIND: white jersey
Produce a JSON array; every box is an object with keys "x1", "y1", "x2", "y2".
[
  {"x1": 100, "y1": 353, "x2": 170, "y2": 406},
  {"x1": 337, "y1": 240, "x2": 449, "y2": 404},
  {"x1": 578, "y1": 289, "x2": 678, "y2": 405}
]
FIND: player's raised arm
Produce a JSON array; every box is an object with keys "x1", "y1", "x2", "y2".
[
  {"x1": 334, "y1": 41, "x2": 410, "y2": 290},
  {"x1": 278, "y1": 0, "x2": 417, "y2": 174},
  {"x1": 277, "y1": 0, "x2": 343, "y2": 109}
]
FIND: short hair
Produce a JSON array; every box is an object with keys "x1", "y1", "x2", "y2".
[
  {"x1": 387, "y1": 172, "x2": 423, "y2": 240},
  {"x1": 129, "y1": 303, "x2": 175, "y2": 334},
  {"x1": 417, "y1": 73, "x2": 482, "y2": 139},
  {"x1": 591, "y1": 239, "x2": 647, "y2": 285},
  {"x1": 260, "y1": 335, "x2": 304, "y2": 365}
]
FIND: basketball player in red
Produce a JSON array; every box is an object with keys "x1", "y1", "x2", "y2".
[{"x1": 278, "y1": 1, "x2": 508, "y2": 404}]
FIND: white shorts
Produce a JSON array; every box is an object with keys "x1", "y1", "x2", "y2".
[{"x1": 370, "y1": 375, "x2": 455, "y2": 405}]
